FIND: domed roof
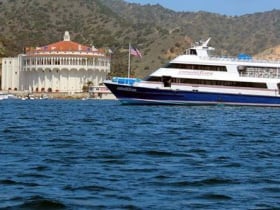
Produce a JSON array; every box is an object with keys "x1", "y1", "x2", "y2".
[
  {"x1": 27, "y1": 31, "x2": 99, "y2": 53},
  {"x1": 45, "y1": 40, "x2": 92, "y2": 52},
  {"x1": 42, "y1": 31, "x2": 95, "y2": 52}
]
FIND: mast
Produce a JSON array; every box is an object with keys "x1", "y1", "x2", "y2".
[{"x1": 128, "y1": 43, "x2": 131, "y2": 78}]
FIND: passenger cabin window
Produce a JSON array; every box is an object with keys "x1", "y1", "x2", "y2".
[
  {"x1": 146, "y1": 76, "x2": 267, "y2": 89},
  {"x1": 190, "y1": 49, "x2": 197, "y2": 55},
  {"x1": 146, "y1": 76, "x2": 162, "y2": 82},
  {"x1": 178, "y1": 78, "x2": 267, "y2": 89},
  {"x1": 166, "y1": 63, "x2": 227, "y2": 72}
]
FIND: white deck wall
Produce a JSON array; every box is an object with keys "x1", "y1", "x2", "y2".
[{"x1": 1, "y1": 57, "x2": 20, "y2": 91}]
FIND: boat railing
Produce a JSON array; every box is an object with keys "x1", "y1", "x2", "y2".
[
  {"x1": 239, "y1": 72, "x2": 280, "y2": 79},
  {"x1": 112, "y1": 77, "x2": 142, "y2": 86},
  {"x1": 201, "y1": 56, "x2": 280, "y2": 65}
]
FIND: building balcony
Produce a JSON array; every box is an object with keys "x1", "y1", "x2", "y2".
[{"x1": 23, "y1": 64, "x2": 110, "y2": 72}]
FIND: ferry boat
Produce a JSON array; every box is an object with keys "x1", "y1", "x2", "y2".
[{"x1": 104, "y1": 38, "x2": 280, "y2": 106}]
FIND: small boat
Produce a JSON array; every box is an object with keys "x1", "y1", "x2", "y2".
[
  {"x1": 88, "y1": 85, "x2": 116, "y2": 99},
  {"x1": 104, "y1": 38, "x2": 280, "y2": 106},
  {"x1": 21, "y1": 93, "x2": 48, "y2": 100},
  {"x1": 0, "y1": 92, "x2": 17, "y2": 100}
]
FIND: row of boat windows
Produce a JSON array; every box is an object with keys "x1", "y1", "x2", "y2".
[
  {"x1": 146, "y1": 77, "x2": 267, "y2": 89},
  {"x1": 165, "y1": 63, "x2": 227, "y2": 72}
]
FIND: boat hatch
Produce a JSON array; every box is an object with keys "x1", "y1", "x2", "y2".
[
  {"x1": 237, "y1": 65, "x2": 246, "y2": 72},
  {"x1": 186, "y1": 49, "x2": 198, "y2": 55},
  {"x1": 162, "y1": 76, "x2": 172, "y2": 87}
]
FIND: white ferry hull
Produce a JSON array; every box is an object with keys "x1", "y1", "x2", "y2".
[{"x1": 104, "y1": 81, "x2": 280, "y2": 107}]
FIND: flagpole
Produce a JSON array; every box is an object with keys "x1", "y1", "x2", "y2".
[{"x1": 128, "y1": 42, "x2": 131, "y2": 78}]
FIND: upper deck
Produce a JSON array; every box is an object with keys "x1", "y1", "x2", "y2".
[{"x1": 179, "y1": 38, "x2": 280, "y2": 80}]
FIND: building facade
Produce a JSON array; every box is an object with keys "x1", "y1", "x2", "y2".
[{"x1": 1, "y1": 31, "x2": 111, "y2": 93}]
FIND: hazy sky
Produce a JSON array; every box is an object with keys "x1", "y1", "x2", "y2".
[{"x1": 125, "y1": 0, "x2": 280, "y2": 16}]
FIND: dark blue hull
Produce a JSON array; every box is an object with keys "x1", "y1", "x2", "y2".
[{"x1": 104, "y1": 82, "x2": 280, "y2": 106}]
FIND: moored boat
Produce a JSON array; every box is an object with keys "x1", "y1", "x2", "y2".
[
  {"x1": 88, "y1": 85, "x2": 116, "y2": 99},
  {"x1": 0, "y1": 92, "x2": 17, "y2": 100},
  {"x1": 104, "y1": 38, "x2": 280, "y2": 106}
]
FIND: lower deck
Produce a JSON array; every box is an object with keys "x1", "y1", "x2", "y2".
[{"x1": 105, "y1": 80, "x2": 280, "y2": 106}]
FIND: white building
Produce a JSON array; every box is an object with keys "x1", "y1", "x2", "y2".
[{"x1": 1, "y1": 31, "x2": 111, "y2": 93}]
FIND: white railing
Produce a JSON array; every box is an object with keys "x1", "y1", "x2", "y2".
[
  {"x1": 23, "y1": 64, "x2": 109, "y2": 71},
  {"x1": 201, "y1": 56, "x2": 280, "y2": 65},
  {"x1": 239, "y1": 72, "x2": 280, "y2": 79}
]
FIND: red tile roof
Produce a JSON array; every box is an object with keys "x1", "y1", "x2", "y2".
[
  {"x1": 25, "y1": 31, "x2": 107, "y2": 55},
  {"x1": 42, "y1": 40, "x2": 93, "y2": 52}
]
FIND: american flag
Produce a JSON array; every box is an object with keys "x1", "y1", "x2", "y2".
[{"x1": 130, "y1": 47, "x2": 142, "y2": 58}]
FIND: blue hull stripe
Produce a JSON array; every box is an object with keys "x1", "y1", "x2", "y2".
[{"x1": 105, "y1": 82, "x2": 280, "y2": 106}]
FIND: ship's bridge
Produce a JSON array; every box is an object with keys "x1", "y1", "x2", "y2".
[{"x1": 186, "y1": 38, "x2": 215, "y2": 58}]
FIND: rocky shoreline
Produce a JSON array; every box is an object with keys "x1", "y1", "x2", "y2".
[{"x1": 4, "y1": 91, "x2": 115, "y2": 100}]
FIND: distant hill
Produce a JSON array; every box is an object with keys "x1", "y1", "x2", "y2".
[
  {"x1": 1, "y1": 0, "x2": 280, "y2": 77},
  {"x1": 254, "y1": 45, "x2": 280, "y2": 60}
]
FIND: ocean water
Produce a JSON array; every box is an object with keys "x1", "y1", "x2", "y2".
[{"x1": 0, "y1": 100, "x2": 279, "y2": 209}]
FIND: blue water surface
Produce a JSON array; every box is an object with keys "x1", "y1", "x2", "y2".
[{"x1": 0, "y1": 100, "x2": 279, "y2": 209}]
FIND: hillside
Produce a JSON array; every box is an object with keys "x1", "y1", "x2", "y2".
[
  {"x1": 255, "y1": 45, "x2": 280, "y2": 60},
  {"x1": 0, "y1": 0, "x2": 280, "y2": 78}
]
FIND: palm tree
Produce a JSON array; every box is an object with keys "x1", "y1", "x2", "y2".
[{"x1": 82, "y1": 81, "x2": 93, "y2": 92}]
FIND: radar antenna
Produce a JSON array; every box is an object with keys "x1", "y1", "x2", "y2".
[{"x1": 202, "y1": 38, "x2": 211, "y2": 47}]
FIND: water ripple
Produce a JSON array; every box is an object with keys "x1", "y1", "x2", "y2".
[{"x1": 0, "y1": 101, "x2": 280, "y2": 209}]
